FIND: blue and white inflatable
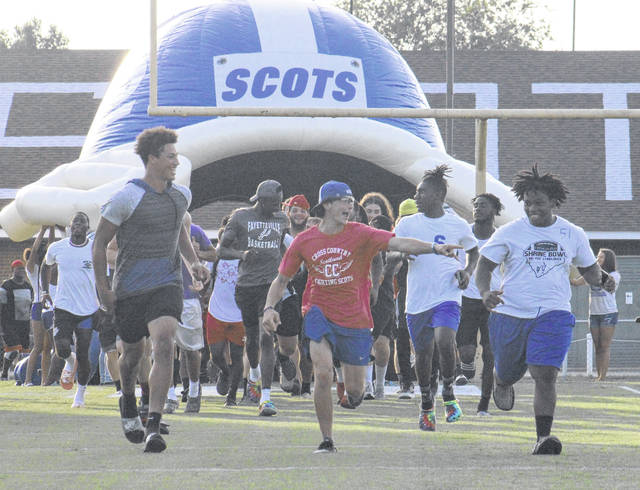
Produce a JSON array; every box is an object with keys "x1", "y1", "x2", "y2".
[{"x1": 0, "y1": 0, "x2": 522, "y2": 240}]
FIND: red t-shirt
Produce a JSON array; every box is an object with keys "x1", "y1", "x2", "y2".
[{"x1": 279, "y1": 222, "x2": 394, "y2": 329}]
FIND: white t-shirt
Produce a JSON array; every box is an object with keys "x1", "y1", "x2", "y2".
[
  {"x1": 464, "y1": 237, "x2": 501, "y2": 300},
  {"x1": 589, "y1": 270, "x2": 620, "y2": 315},
  {"x1": 208, "y1": 259, "x2": 242, "y2": 323},
  {"x1": 480, "y1": 216, "x2": 596, "y2": 318},
  {"x1": 26, "y1": 265, "x2": 42, "y2": 303},
  {"x1": 45, "y1": 238, "x2": 99, "y2": 316},
  {"x1": 394, "y1": 212, "x2": 477, "y2": 314}
]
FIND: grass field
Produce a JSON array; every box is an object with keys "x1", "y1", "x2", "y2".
[{"x1": 1, "y1": 377, "x2": 639, "y2": 489}]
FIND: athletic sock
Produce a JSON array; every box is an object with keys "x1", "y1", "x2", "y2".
[
  {"x1": 140, "y1": 382, "x2": 150, "y2": 405},
  {"x1": 74, "y1": 384, "x2": 86, "y2": 403},
  {"x1": 420, "y1": 388, "x2": 433, "y2": 411},
  {"x1": 366, "y1": 363, "x2": 374, "y2": 385},
  {"x1": 335, "y1": 367, "x2": 344, "y2": 383},
  {"x1": 441, "y1": 376, "x2": 455, "y2": 402},
  {"x1": 114, "y1": 379, "x2": 121, "y2": 393},
  {"x1": 260, "y1": 388, "x2": 271, "y2": 405},
  {"x1": 301, "y1": 382, "x2": 311, "y2": 394},
  {"x1": 167, "y1": 385, "x2": 177, "y2": 401},
  {"x1": 477, "y1": 396, "x2": 490, "y2": 413},
  {"x1": 375, "y1": 364, "x2": 387, "y2": 391},
  {"x1": 189, "y1": 380, "x2": 200, "y2": 398},
  {"x1": 146, "y1": 412, "x2": 162, "y2": 433},
  {"x1": 121, "y1": 393, "x2": 138, "y2": 418},
  {"x1": 249, "y1": 366, "x2": 261, "y2": 383},
  {"x1": 535, "y1": 415, "x2": 553, "y2": 440},
  {"x1": 181, "y1": 377, "x2": 190, "y2": 392},
  {"x1": 64, "y1": 352, "x2": 76, "y2": 372}
]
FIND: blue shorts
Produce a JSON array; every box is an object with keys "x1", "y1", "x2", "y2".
[
  {"x1": 42, "y1": 310, "x2": 54, "y2": 331},
  {"x1": 590, "y1": 312, "x2": 618, "y2": 328},
  {"x1": 303, "y1": 306, "x2": 373, "y2": 366},
  {"x1": 489, "y1": 310, "x2": 575, "y2": 384},
  {"x1": 406, "y1": 301, "x2": 461, "y2": 353},
  {"x1": 31, "y1": 302, "x2": 43, "y2": 321}
]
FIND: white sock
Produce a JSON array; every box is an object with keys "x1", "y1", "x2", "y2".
[
  {"x1": 366, "y1": 363, "x2": 374, "y2": 384},
  {"x1": 335, "y1": 367, "x2": 344, "y2": 383},
  {"x1": 260, "y1": 388, "x2": 271, "y2": 404},
  {"x1": 375, "y1": 364, "x2": 387, "y2": 390},
  {"x1": 249, "y1": 366, "x2": 261, "y2": 383},
  {"x1": 64, "y1": 352, "x2": 76, "y2": 372},
  {"x1": 167, "y1": 386, "x2": 177, "y2": 401},
  {"x1": 75, "y1": 384, "x2": 86, "y2": 402},
  {"x1": 188, "y1": 380, "x2": 200, "y2": 398}
]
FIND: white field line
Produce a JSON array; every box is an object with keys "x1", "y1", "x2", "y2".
[{"x1": 619, "y1": 385, "x2": 640, "y2": 395}]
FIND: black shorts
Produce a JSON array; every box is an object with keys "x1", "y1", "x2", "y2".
[
  {"x1": 371, "y1": 301, "x2": 397, "y2": 340},
  {"x1": 53, "y1": 308, "x2": 95, "y2": 344},
  {"x1": 1, "y1": 321, "x2": 30, "y2": 351},
  {"x1": 276, "y1": 294, "x2": 302, "y2": 337},
  {"x1": 94, "y1": 309, "x2": 118, "y2": 352},
  {"x1": 456, "y1": 296, "x2": 491, "y2": 348},
  {"x1": 235, "y1": 284, "x2": 270, "y2": 336},
  {"x1": 115, "y1": 285, "x2": 183, "y2": 344}
]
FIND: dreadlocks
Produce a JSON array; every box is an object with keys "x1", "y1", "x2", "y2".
[
  {"x1": 512, "y1": 165, "x2": 568, "y2": 205},
  {"x1": 421, "y1": 164, "x2": 452, "y2": 198},
  {"x1": 472, "y1": 193, "x2": 504, "y2": 216}
]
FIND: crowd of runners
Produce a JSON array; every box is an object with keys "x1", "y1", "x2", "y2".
[{"x1": 0, "y1": 127, "x2": 620, "y2": 456}]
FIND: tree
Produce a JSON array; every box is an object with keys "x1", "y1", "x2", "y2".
[
  {"x1": 0, "y1": 18, "x2": 69, "y2": 50},
  {"x1": 338, "y1": 0, "x2": 551, "y2": 50}
]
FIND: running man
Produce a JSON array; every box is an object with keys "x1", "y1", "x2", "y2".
[
  {"x1": 42, "y1": 212, "x2": 99, "y2": 408},
  {"x1": 262, "y1": 180, "x2": 461, "y2": 453},
  {"x1": 217, "y1": 180, "x2": 292, "y2": 416},
  {"x1": 476, "y1": 165, "x2": 613, "y2": 455},
  {"x1": 93, "y1": 126, "x2": 208, "y2": 453},
  {"x1": 456, "y1": 193, "x2": 503, "y2": 415},
  {"x1": 394, "y1": 165, "x2": 479, "y2": 432}
]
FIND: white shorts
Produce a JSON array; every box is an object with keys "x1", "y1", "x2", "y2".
[{"x1": 175, "y1": 298, "x2": 204, "y2": 351}]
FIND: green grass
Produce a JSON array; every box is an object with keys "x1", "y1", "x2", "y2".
[{"x1": 1, "y1": 377, "x2": 639, "y2": 489}]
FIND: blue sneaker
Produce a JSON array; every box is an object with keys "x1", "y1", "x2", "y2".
[
  {"x1": 444, "y1": 399, "x2": 462, "y2": 423},
  {"x1": 419, "y1": 409, "x2": 436, "y2": 431},
  {"x1": 259, "y1": 400, "x2": 277, "y2": 416}
]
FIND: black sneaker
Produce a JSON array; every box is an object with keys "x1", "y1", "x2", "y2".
[
  {"x1": 279, "y1": 355, "x2": 297, "y2": 384},
  {"x1": 224, "y1": 395, "x2": 237, "y2": 407},
  {"x1": 290, "y1": 379, "x2": 301, "y2": 396},
  {"x1": 144, "y1": 431, "x2": 167, "y2": 453},
  {"x1": 314, "y1": 437, "x2": 337, "y2": 454},
  {"x1": 119, "y1": 397, "x2": 144, "y2": 444},
  {"x1": 493, "y1": 380, "x2": 515, "y2": 411},
  {"x1": 532, "y1": 435, "x2": 562, "y2": 455},
  {"x1": 216, "y1": 371, "x2": 230, "y2": 396}
]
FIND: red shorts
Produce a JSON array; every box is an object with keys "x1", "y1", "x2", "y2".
[{"x1": 205, "y1": 313, "x2": 245, "y2": 346}]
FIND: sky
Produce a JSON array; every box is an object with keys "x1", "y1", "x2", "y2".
[{"x1": 1, "y1": 0, "x2": 639, "y2": 51}]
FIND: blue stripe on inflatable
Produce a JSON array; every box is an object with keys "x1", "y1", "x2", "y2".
[{"x1": 83, "y1": 1, "x2": 444, "y2": 157}]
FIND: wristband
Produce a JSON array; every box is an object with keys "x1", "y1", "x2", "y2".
[
  {"x1": 41, "y1": 291, "x2": 49, "y2": 295},
  {"x1": 263, "y1": 306, "x2": 276, "y2": 314}
]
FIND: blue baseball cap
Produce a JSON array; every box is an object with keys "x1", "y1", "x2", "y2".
[{"x1": 310, "y1": 180, "x2": 353, "y2": 217}]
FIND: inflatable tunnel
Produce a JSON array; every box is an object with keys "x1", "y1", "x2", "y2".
[{"x1": 0, "y1": 0, "x2": 523, "y2": 241}]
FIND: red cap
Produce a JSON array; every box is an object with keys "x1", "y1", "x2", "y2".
[
  {"x1": 11, "y1": 259, "x2": 25, "y2": 269},
  {"x1": 283, "y1": 194, "x2": 310, "y2": 210}
]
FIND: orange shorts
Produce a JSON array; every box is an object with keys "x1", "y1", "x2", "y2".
[{"x1": 205, "y1": 313, "x2": 245, "y2": 346}]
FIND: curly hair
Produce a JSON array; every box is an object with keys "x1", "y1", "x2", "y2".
[
  {"x1": 512, "y1": 165, "x2": 568, "y2": 204},
  {"x1": 134, "y1": 126, "x2": 178, "y2": 166},
  {"x1": 472, "y1": 193, "x2": 504, "y2": 216},
  {"x1": 360, "y1": 192, "x2": 395, "y2": 221},
  {"x1": 421, "y1": 164, "x2": 451, "y2": 198}
]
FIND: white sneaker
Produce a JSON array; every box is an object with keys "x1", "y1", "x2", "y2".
[
  {"x1": 364, "y1": 381, "x2": 375, "y2": 400},
  {"x1": 71, "y1": 399, "x2": 85, "y2": 408}
]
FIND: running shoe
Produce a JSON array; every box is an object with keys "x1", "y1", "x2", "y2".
[
  {"x1": 71, "y1": 398, "x2": 85, "y2": 408},
  {"x1": 60, "y1": 358, "x2": 77, "y2": 390},
  {"x1": 247, "y1": 379, "x2": 261, "y2": 404},
  {"x1": 216, "y1": 370, "x2": 230, "y2": 396},
  {"x1": 314, "y1": 437, "x2": 337, "y2": 454},
  {"x1": 364, "y1": 381, "x2": 375, "y2": 400},
  {"x1": 279, "y1": 355, "x2": 297, "y2": 388},
  {"x1": 476, "y1": 410, "x2": 491, "y2": 417},
  {"x1": 119, "y1": 396, "x2": 144, "y2": 444},
  {"x1": 455, "y1": 374, "x2": 469, "y2": 386},
  {"x1": 339, "y1": 392, "x2": 364, "y2": 410},
  {"x1": 301, "y1": 391, "x2": 312, "y2": 399},
  {"x1": 163, "y1": 398, "x2": 179, "y2": 414},
  {"x1": 185, "y1": 385, "x2": 202, "y2": 413},
  {"x1": 23, "y1": 382, "x2": 34, "y2": 387},
  {"x1": 419, "y1": 409, "x2": 436, "y2": 431},
  {"x1": 493, "y1": 380, "x2": 515, "y2": 411},
  {"x1": 224, "y1": 395, "x2": 237, "y2": 407},
  {"x1": 397, "y1": 382, "x2": 415, "y2": 400},
  {"x1": 532, "y1": 435, "x2": 562, "y2": 455},
  {"x1": 444, "y1": 399, "x2": 463, "y2": 423},
  {"x1": 258, "y1": 400, "x2": 277, "y2": 416},
  {"x1": 144, "y1": 431, "x2": 167, "y2": 453},
  {"x1": 289, "y1": 379, "x2": 302, "y2": 396}
]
